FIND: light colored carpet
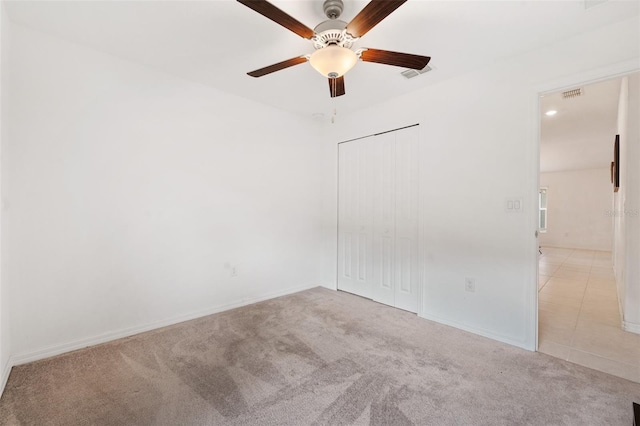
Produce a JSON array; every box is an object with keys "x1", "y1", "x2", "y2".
[{"x1": 1, "y1": 287, "x2": 638, "y2": 425}]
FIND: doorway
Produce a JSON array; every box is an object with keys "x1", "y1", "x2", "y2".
[{"x1": 537, "y1": 74, "x2": 640, "y2": 382}]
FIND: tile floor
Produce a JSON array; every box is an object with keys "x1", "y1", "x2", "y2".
[{"x1": 538, "y1": 246, "x2": 640, "y2": 383}]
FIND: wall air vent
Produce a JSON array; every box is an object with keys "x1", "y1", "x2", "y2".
[
  {"x1": 401, "y1": 65, "x2": 432, "y2": 79},
  {"x1": 562, "y1": 88, "x2": 582, "y2": 99}
]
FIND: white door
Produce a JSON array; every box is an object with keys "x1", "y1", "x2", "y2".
[
  {"x1": 392, "y1": 126, "x2": 420, "y2": 312},
  {"x1": 338, "y1": 126, "x2": 419, "y2": 313},
  {"x1": 337, "y1": 138, "x2": 374, "y2": 299},
  {"x1": 372, "y1": 131, "x2": 396, "y2": 307}
]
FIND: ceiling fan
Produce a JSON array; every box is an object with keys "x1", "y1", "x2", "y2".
[{"x1": 237, "y1": 0, "x2": 431, "y2": 98}]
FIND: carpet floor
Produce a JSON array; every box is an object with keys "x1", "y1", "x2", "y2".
[{"x1": 1, "y1": 287, "x2": 639, "y2": 425}]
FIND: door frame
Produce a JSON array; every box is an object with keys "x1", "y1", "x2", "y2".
[{"x1": 529, "y1": 59, "x2": 640, "y2": 351}]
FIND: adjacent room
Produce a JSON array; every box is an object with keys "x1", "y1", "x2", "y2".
[
  {"x1": 537, "y1": 74, "x2": 640, "y2": 382},
  {"x1": 0, "y1": 0, "x2": 639, "y2": 424}
]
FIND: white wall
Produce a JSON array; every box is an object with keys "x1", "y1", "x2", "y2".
[
  {"x1": 539, "y1": 168, "x2": 613, "y2": 251},
  {"x1": 4, "y1": 23, "x2": 326, "y2": 362},
  {"x1": 324, "y1": 16, "x2": 639, "y2": 350},
  {"x1": 614, "y1": 72, "x2": 640, "y2": 333}
]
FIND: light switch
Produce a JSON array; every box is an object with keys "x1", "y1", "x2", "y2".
[{"x1": 505, "y1": 198, "x2": 524, "y2": 213}]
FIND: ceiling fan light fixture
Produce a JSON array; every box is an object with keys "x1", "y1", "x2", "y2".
[
  {"x1": 238, "y1": 0, "x2": 431, "y2": 98},
  {"x1": 309, "y1": 45, "x2": 358, "y2": 78}
]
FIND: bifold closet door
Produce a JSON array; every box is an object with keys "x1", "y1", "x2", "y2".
[
  {"x1": 338, "y1": 126, "x2": 419, "y2": 313},
  {"x1": 337, "y1": 138, "x2": 374, "y2": 299}
]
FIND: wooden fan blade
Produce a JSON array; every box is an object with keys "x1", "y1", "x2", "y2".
[
  {"x1": 247, "y1": 56, "x2": 308, "y2": 77},
  {"x1": 329, "y1": 76, "x2": 346, "y2": 98},
  {"x1": 346, "y1": 0, "x2": 407, "y2": 38},
  {"x1": 360, "y1": 48, "x2": 430, "y2": 70},
  {"x1": 237, "y1": 0, "x2": 314, "y2": 39}
]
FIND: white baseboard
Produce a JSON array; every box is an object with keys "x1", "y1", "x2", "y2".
[
  {"x1": 623, "y1": 320, "x2": 640, "y2": 335},
  {"x1": 419, "y1": 312, "x2": 534, "y2": 352},
  {"x1": 10, "y1": 283, "x2": 319, "y2": 367},
  {"x1": 1, "y1": 359, "x2": 12, "y2": 399}
]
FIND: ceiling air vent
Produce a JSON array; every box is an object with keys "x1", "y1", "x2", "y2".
[
  {"x1": 401, "y1": 65, "x2": 432, "y2": 79},
  {"x1": 562, "y1": 88, "x2": 582, "y2": 99}
]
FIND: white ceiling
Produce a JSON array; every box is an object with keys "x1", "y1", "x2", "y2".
[
  {"x1": 4, "y1": 0, "x2": 639, "y2": 118},
  {"x1": 540, "y1": 76, "x2": 623, "y2": 173}
]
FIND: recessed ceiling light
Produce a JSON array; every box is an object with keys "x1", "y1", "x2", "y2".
[{"x1": 545, "y1": 110, "x2": 558, "y2": 116}]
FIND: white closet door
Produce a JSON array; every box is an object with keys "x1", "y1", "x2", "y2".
[
  {"x1": 337, "y1": 139, "x2": 374, "y2": 299},
  {"x1": 372, "y1": 131, "x2": 396, "y2": 307},
  {"x1": 338, "y1": 126, "x2": 419, "y2": 313},
  {"x1": 393, "y1": 126, "x2": 419, "y2": 313}
]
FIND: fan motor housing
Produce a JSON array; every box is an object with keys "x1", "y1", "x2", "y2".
[{"x1": 312, "y1": 20, "x2": 356, "y2": 49}]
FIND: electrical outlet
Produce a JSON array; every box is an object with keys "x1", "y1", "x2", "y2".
[
  {"x1": 231, "y1": 267, "x2": 238, "y2": 277},
  {"x1": 465, "y1": 277, "x2": 475, "y2": 292}
]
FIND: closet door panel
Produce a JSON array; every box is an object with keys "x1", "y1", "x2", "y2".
[
  {"x1": 393, "y1": 126, "x2": 420, "y2": 313},
  {"x1": 372, "y1": 132, "x2": 396, "y2": 307},
  {"x1": 337, "y1": 139, "x2": 374, "y2": 299},
  {"x1": 337, "y1": 142, "x2": 355, "y2": 292}
]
